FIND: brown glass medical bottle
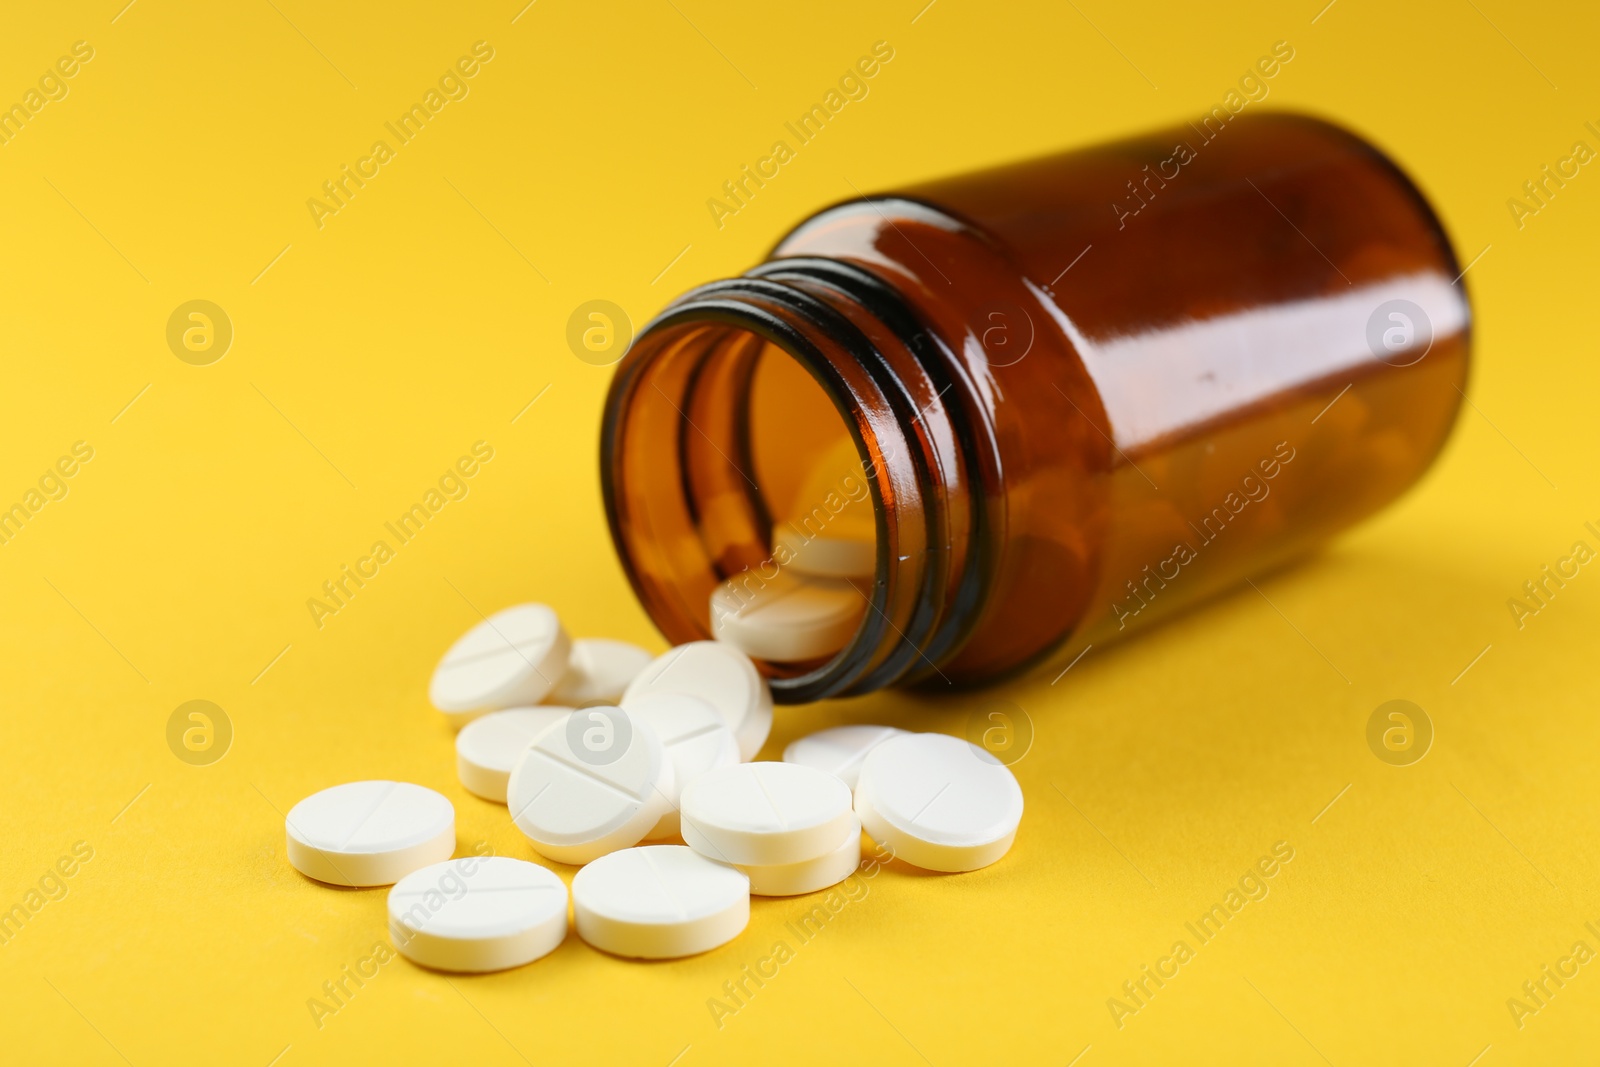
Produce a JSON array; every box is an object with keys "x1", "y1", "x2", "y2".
[{"x1": 601, "y1": 112, "x2": 1470, "y2": 703}]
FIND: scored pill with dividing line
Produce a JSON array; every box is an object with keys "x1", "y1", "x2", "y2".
[
  {"x1": 285, "y1": 780, "x2": 455, "y2": 887},
  {"x1": 505, "y1": 706, "x2": 676, "y2": 865},
  {"x1": 429, "y1": 603, "x2": 571, "y2": 725},
  {"x1": 622, "y1": 641, "x2": 773, "y2": 761},
  {"x1": 680, "y1": 761, "x2": 854, "y2": 867},
  {"x1": 623, "y1": 691, "x2": 741, "y2": 840},
  {"x1": 572, "y1": 845, "x2": 750, "y2": 959},
  {"x1": 388, "y1": 857, "x2": 568, "y2": 973},
  {"x1": 854, "y1": 732, "x2": 1023, "y2": 873}
]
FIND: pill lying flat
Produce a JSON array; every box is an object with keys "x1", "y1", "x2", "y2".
[
  {"x1": 771, "y1": 437, "x2": 878, "y2": 580},
  {"x1": 506, "y1": 707, "x2": 675, "y2": 865},
  {"x1": 854, "y1": 732, "x2": 1023, "y2": 873},
  {"x1": 547, "y1": 638, "x2": 653, "y2": 706},
  {"x1": 388, "y1": 857, "x2": 567, "y2": 972},
  {"x1": 623, "y1": 692, "x2": 741, "y2": 840},
  {"x1": 782, "y1": 724, "x2": 906, "y2": 790},
  {"x1": 572, "y1": 845, "x2": 749, "y2": 959},
  {"x1": 430, "y1": 604, "x2": 571, "y2": 723},
  {"x1": 773, "y1": 524, "x2": 876, "y2": 580},
  {"x1": 735, "y1": 817, "x2": 861, "y2": 896},
  {"x1": 286, "y1": 781, "x2": 455, "y2": 887},
  {"x1": 455, "y1": 707, "x2": 570, "y2": 803},
  {"x1": 622, "y1": 641, "x2": 773, "y2": 760},
  {"x1": 681, "y1": 762, "x2": 854, "y2": 867},
  {"x1": 710, "y1": 572, "x2": 864, "y2": 662}
]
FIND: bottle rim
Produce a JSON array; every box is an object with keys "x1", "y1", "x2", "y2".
[{"x1": 600, "y1": 258, "x2": 999, "y2": 703}]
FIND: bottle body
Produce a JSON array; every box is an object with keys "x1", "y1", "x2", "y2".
[{"x1": 602, "y1": 113, "x2": 1469, "y2": 701}]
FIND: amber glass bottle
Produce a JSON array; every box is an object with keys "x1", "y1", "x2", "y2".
[{"x1": 601, "y1": 113, "x2": 1470, "y2": 703}]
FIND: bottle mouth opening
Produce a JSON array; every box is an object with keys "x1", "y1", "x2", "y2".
[
  {"x1": 602, "y1": 264, "x2": 997, "y2": 703},
  {"x1": 601, "y1": 298, "x2": 895, "y2": 702}
]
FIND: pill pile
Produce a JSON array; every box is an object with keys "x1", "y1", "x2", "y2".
[{"x1": 284, "y1": 602, "x2": 1024, "y2": 971}]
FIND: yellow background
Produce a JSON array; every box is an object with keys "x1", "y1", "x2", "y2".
[{"x1": 2, "y1": 1, "x2": 1597, "y2": 1063}]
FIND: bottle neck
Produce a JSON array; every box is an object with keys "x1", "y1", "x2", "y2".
[{"x1": 601, "y1": 256, "x2": 1002, "y2": 702}]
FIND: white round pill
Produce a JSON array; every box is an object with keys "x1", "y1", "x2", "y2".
[
  {"x1": 710, "y1": 572, "x2": 864, "y2": 662},
  {"x1": 430, "y1": 603, "x2": 571, "y2": 722},
  {"x1": 736, "y1": 817, "x2": 861, "y2": 896},
  {"x1": 506, "y1": 706, "x2": 675, "y2": 865},
  {"x1": 855, "y1": 732, "x2": 1023, "y2": 873},
  {"x1": 622, "y1": 641, "x2": 773, "y2": 760},
  {"x1": 547, "y1": 638, "x2": 653, "y2": 706},
  {"x1": 773, "y1": 525, "x2": 876, "y2": 580},
  {"x1": 782, "y1": 724, "x2": 906, "y2": 790},
  {"x1": 623, "y1": 692, "x2": 741, "y2": 840},
  {"x1": 286, "y1": 781, "x2": 455, "y2": 887},
  {"x1": 388, "y1": 857, "x2": 567, "y2": 972},
  {"x1": 572, "y1": 845, "x2": 749, "y2": 959},
  {"x1": 455, "y1": 707, "x2": 570, "y2": 803},
  {"x1": 680, "y1": 762, "x2": 854, "y2": 866},
  {"x1": 773, "y1": 438, "x2": 878, "y2": 580}
]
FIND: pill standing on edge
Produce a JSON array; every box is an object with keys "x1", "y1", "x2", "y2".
[
  {"x1": 454, "y1": 707, "x2": 570, "y2": 803},
  {"x1": 622, "y1": 641, "x2": 773, "y2": 761},
  {"x1": 388, "y1": 857, "x2": 568, "y2": 973},
  {"x1": 854, "y1": 732, "x2": 1023, "y2": 873},
  {"x1": 505, "y1": 706, "x2": 675, "y2": 865},
  {"x1": 680, "y1": 762, "x2": 854, "y2": 867},
  {"x1": 623, "y1": 691, "x2": 742, "y2": 840},
  {"x1": 286, "y1": 780, "x2": 455, "y2": 887},
  {"x1": 547, "y1": 638, "x2": 654, "y2": 706},
  {"x1": 782, "y1": 724, "x2": 906, "y2": 790},
  {"x1": 709, "y1": 572, "x2": 865, "y2": 663},
  {"x1": 734, "y1": 816, "x2": 862, "y2": 896},
  {"x1": 429, "y1": 603, "x2": 571, "y2": 724},
  {"x1": 572, "y1": 845, "x2": 749, "y2": 959}
]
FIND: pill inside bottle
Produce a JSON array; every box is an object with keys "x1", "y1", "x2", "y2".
[{"x1": 693, "y1": 347, "x2": 878, "y2": 666}]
